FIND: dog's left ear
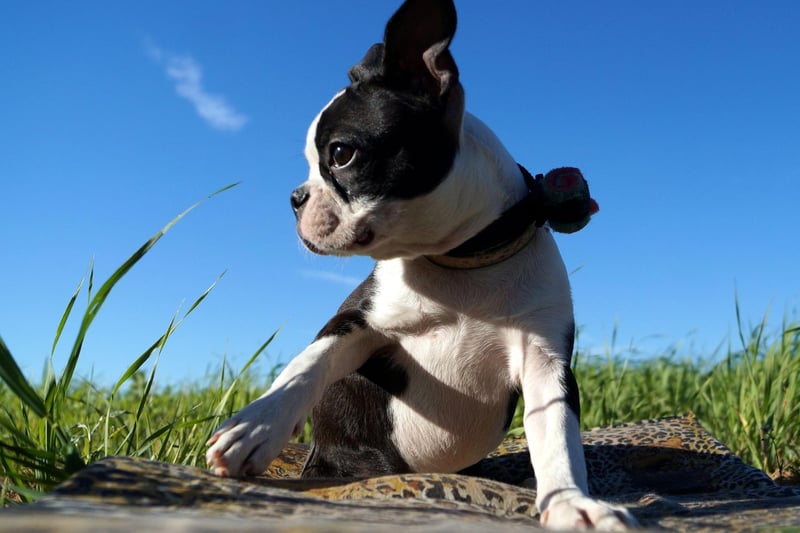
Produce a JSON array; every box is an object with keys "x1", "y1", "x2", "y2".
[
  {"x1": 381, "y1": 0, "x2": 459, "y2": 99},
  {"x1": 349, "y1": 43, "x2": 384, "y2": 84}
]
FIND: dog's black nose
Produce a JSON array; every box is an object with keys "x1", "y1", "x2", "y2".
[{"x1": 290, "y1": 186, "x2": 310, "y2": 214}]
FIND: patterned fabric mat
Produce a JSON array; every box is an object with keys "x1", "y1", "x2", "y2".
[{"x1": 4, "y1": 414, "x2": 799, "y2": 532}]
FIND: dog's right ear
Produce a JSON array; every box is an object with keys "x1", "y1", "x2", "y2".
[{"x1": 381, "y1": 0, "x2": 459, "y2": 99}]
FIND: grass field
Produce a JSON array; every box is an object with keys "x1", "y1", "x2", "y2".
[{"x1": 2, "y1": 195, "x2": 798, "y2": 505}]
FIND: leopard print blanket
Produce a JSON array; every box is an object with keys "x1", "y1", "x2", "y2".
[{"x1": 5, "y1": 414, "x2": 800, "y2": 532}]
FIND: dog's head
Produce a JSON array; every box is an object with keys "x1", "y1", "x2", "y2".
[{"x1": 291, "y1": 0, "x2": 471, "y2": 260}]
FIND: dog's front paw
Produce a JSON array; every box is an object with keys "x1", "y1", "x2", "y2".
[
  {"x1": 541, "y1": 494, "x2": 637, "y2": 531},
  {"x1": 205, "y1": 395, "x2": 305, "y2": 478}
]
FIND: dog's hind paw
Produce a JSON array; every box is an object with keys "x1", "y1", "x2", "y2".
[{"x1": 541, "y1": 496, "x2": 638, "y2": 531}]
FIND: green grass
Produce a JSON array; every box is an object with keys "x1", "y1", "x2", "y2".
[
  {"x1": 1, "y1": 193, "x2": 798, "y2": 504},
  {"x1": 577, "y1": 314, "x2": 799, "y2": 478},
  {"x1": 502, "y1": 317, "x2": 800, "y2": 481}
]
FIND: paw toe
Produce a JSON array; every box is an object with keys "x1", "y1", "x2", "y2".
[{"x1": 542, "y1": 497, "x2": 637, "y2": 531}]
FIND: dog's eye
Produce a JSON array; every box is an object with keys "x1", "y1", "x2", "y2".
[{"x1": 330, "y1": 143, "x2": 356, "y2": 168}]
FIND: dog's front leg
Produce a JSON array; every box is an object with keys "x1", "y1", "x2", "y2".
[
  {"x1": 206, "y1": 312, "x2": 384, "y2": 477},
  {"x1": 521, "y1": 344, "x2": 636, "y2": 530}
]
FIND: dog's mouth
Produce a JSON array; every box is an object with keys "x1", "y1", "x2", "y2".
[
  {"x1": 354, "y1": 227, "x2": 374, "y2": 247},
  {"x1": 301, "y1": 227, "x2": 375, "y2": 256},
  {"x1": 301, "y1": 238, "x2": 328, "y2": 256}
]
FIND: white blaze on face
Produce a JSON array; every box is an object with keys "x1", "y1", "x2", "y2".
[{"x1": 296, "y1": 92, "x2": 375, "y2": 255}]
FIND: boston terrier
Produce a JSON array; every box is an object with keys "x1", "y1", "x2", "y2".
[{"x1": 207, "y1": 0, "x2": 635, "y2": 529}]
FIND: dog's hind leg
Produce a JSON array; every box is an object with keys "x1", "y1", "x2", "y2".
[{"x1": 302, "y1": 357, "x2": 411, "y2": 478}]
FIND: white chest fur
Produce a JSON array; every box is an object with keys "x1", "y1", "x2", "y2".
[{"x1": 366, "y1": 231, "x2": 572, "y2": 472}]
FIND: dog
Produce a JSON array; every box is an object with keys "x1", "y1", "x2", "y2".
[{"x1": 206, "y1": 0, "x2": 635, "y2": 529}]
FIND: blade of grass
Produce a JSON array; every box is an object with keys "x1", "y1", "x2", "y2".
[
  {"x1": 211, "y1": 328, "x2": 279, "y2": 420},
  {"x1": 122, "y1": 318, "x2": 172, "y2": 456},
  {"x1": 107, "y1": 271, "x2": 229, "y2": 456},
  {"x1": 0, "y1": 337, "x2": 47, "y2": 419},
  {"x1": 133, "y1": 422, "x2": 177, "y2": 458},
  {"x1": 51, "y1": 262, "x2": 91, "y2": 358},
  {"x1": 87, "y1": 261, "x2": 95, "y2": 302},
  {"x1": 53, "y1": 182, "x2": 240, "y2": 411},
  {"x1": 116, "y1": 269, "x2": 228, "y2": 400}
]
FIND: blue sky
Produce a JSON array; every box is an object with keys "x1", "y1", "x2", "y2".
[{"x1": 2, "y1": 1, "x2": 798, "y2": 386}]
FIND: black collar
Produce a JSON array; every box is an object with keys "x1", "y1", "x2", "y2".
[{"x1": 426, "y1": 164, "x2": 595, "y2": 269}]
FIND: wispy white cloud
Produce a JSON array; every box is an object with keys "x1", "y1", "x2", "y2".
[
  {"x1": 145, "y1": 39, "x2": 248, "y2": 132},
  {"x1": 300, "y1": 269, "x2": 362, "y2": 287}
]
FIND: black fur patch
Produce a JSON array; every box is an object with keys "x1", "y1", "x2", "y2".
[
  {"x1": 357, "y1": 346, "x2": 409, "y2": 396},
  {"x1": 302, "y1": 348, "x2": 410, "y2": 478},
  {"x1": 503, "y1": 389, "x2": 520, "y2": 431},
  {"x1": 562, "y1": 365, "x2": 581, "y2": 420},
  {"x1": 315, "y1": 309, "x2": 366, "y2": 338},
  {"x1": 314, "y1": 272, "x2": 375, "y2": 340},
  {"x1": 340, "y1": 271, "x2": 375, "y2": 314},
  {"x1": 314, "y1": 85, "x2": 458, "y2": 202},
  {"x1": 563, "y1": 322, "x2": 576, "y2": 365},
  {"x1": 561, "y1": 321, "x2": 580, "y2": 418}
]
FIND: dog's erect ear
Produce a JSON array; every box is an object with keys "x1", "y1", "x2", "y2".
[
  {"x1": 349, "y1": 43, "x2": 384, "y2": 84},
  {"x1": 381, "y1": 0, "x2": 458, "y2": 98}
]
